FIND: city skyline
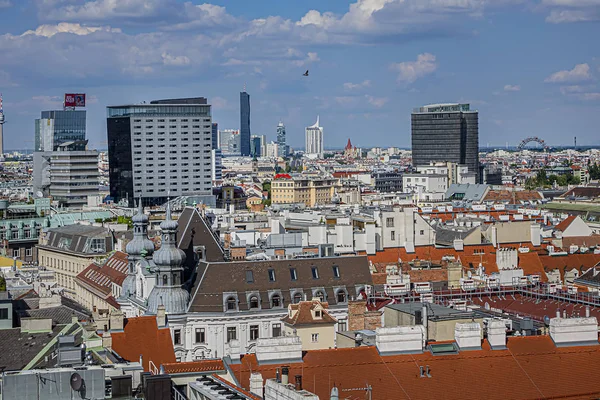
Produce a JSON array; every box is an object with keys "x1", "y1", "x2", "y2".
[{"x1": 0, "y1": 0, "x2": 599, "y2": 151}]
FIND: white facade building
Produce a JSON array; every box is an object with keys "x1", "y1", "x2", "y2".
[{"x1": 305, "y1": 116, "x2": 324, "y2": 158}]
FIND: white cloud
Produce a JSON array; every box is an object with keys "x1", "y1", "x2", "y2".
[
  {"x1": 343, "y1": 80, "x2": 371, "y2": 90},
  {"x1": 558, "y1": 85, "x2": 600, "y2": 101},
  {"x1": 211, "y1": 96, "x2": 229, "y2": 110},
  {"x1": 390, "y1": 53, "x2": 437, "y2": 83},
  {"x1": 292, "y1": 52, "x2": 320, "y2": 67},
  {"x1": 504, "y1": 84, "x2": 521, "y2": 91},
  {"x1": 541, "y1": 0, "x2": 600, "y2": 23},
  {"x1": 161, "y1": 52, "x2": 190, "y2": 66},
  {"x1": 0, "y1": 0, "x2": 12, "y2": 8},
  {"x1": 545, "y1": 63, "x2": 592, "y2": 83},
  {"x1": 22, "y1": 22, "x2": 121, "y2": 37},
  {"x1": 335, "y1": 96, "x2": 360, "y2": 107},
  {"x1": 365, "y1": 95, "x2": 388, "y2": 107}
]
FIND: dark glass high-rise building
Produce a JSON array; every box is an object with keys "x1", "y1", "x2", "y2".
[
  {"x1": 276, "y1": 121, "x2": 287, "y2": 157},
  {"x1": 240, "y1": 91, "x2": 251, "y2": 156},
  {"x1": 251, "y1": 136, "x2": 262, "y2": 157},
  {"x1": 411, "y1": 103, "x2": 479, "y2": 182},
  {"x1": 211, "y1": 122, "x2": 218, "y2": 150}
]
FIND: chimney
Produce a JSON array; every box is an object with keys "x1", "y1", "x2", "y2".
[
  {"x1": 249, "y1": 373, "x2": 263, "y2": 397},
  {"x1": 530, "y1": 223, "x2": 541, "y2": 247},
  {"x1": 102, "y1": 331, "x2": 112, "y2": 351},
  {"x1": 488, "y1": 319, "x2": 507, "y2": 350},
  {"x1": 556, "y1": 309, "x2": 561, "y2": 319},
  {"x1": 281, "y1": 366, "x2": 289, "y2": 385},
  {"x1": 275, "y1": 368, "x2": 280, "y2": 383},
  {"x1": 295, "y1": 375, "x2": 302, "y2": 391},
  {"x1": 109, "y1": 309, "x2": 124, "y2": 331},
  {"x1": 586, "y1": 306, "x2": 590, "y2": 318},
  {"x1": 454, "y1": 322, "x2": 482, "y2": 350},
  {"x1": 422, "y1": 304, "x2": 428, "y2": 339},
  {"x1": 563, "y1": 309, "x2": 567, "y2": 319},
  {"x1": 157, "y1": 305, "x2": 166, "y2": 327}
]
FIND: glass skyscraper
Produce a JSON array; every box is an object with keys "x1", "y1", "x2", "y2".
[
  {"x1": 411, "y1": 103, "x2": 479, "y2": 182},
  {"x1": 240, "y1": 91, "x2": 251, "y2": 156},
  {"x1": 34, "y1": 110, "x2": 86, "y2": 151},
  {"x1": 251, "y1": 136, "x2": 262, "y2": 157},
  {"x1": 212, "y1": 122, "x2": 218, "y2": 150},
  {"x1": 276, "y1": 121, "x2": 287, "y2": 157}
]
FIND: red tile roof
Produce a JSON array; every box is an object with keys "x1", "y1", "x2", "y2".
[
  {"x1": 471, "y1": 294, "x2": 600, "y2": 321},
  {"x1": 555, "y1": 215, "x2": 577, "y2": 232},
  {"x1": 75, "y1": 251, "x2": 128, "y2": 300},
  {"x1": 161, "y1": 360, "x2": 225, "y2": 374},
  {"x1": 230, "y1": 336, "x2": 600, "y2": 400},
  {"x1": 483, "y1": 189, "x2": 542, "y2": 204},
  {"x1": 111, "y1": 316, "x2": 175, "y2": 372}
]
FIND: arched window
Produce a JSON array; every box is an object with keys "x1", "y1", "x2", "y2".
[
  {"x1": 139, "y1": 277, "x2": 144, "y2": 297},
  {"x1": 249, "y1": 296, "x2": 260, "y2": 309},
  {"x1": 271, "y1": 294, "x2": 282, "y2": 308},
  {"x1": 337, "y1": 290, "x2": 347, "y2": 303},
  {"x1": 293, "y1": 293, "x2": 303, "y2": 304},
  {"x1": 226, "y1": 297, "x2": 237, "y2": 311},
  {"x1": 173, "y1": 273, "x2": 178, "y2": 285},
  {"x1": 162, "y1": 274, "x2": 168, "y2": 285},
  {"x1": 315, "y1": 291, "x2": 325, "y2": 302}
]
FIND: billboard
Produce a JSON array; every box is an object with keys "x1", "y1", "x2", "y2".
[{"x1": 64, "y1": 93, "x2": 86, "y2": 107}]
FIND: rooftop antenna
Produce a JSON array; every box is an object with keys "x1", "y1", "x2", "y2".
[{"x1": 243, "y1": 82, "x2": 246, "y2": 92}]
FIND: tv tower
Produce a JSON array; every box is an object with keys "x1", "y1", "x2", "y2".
[{"x1": 0, "y1": 93, "x2": 4, "y2": 156}]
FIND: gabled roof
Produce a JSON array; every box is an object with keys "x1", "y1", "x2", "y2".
[
  {"x1": 281, "y1": 300, "x2": 337, "y2": 326},
  {"x1": 230, "y1": 336, "x2": 600, "y2": 400},
  {"x1": 111, "y1": 316, "x2": 175, "y2": 372},
  {"x1": 555, "y1": 215, "x2": 577, "y2": 232},
  {"x1": 75, "y1": 251, "x2": 128, "y2": 300},
  {"x1": 177, "y1": 207, "x2": 225, "y2": 263}
]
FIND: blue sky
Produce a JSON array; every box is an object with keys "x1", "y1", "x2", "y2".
[{"x1": 0, "y1": 0, "x2": 599, "y2": 151}]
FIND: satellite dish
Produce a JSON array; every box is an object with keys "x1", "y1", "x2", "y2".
[
  {"x1": 36, "y1": 191, "x2": 44, "y2": 198},
  {"x1": 70, "y1": 373, "x2": 83, "y2": 391}
]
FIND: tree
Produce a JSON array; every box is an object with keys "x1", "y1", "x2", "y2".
[
  {"x1": 0, "y1": 276, "x2": 6, "y2": 292},
  {"x1": 589, "y1": 163, "x2": 600, "y2": 180}
]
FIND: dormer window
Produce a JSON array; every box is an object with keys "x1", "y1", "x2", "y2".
[
  {"x1": 271, "y1": 294, "x2": 282, "y2": 308},
  {"x1": 337, "y1": 290, "x2": 347, "y2": 303},
  {"x1": 249, "y1": 296, "x2": 259, "y2": 309},
  {"x1": 315, "y1": 310, "x2": 322, "y2": 318},
  {"x1": 293, "y1": 293, "x2": 302, "y2": 304},
  {"x1": 226, "y1": 297, "x2": 237, "y2": 311}
]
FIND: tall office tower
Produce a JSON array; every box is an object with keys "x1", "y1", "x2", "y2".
[
  {"x1": 219, "y1": 129, "x2": 241, "y2": 156},
  {"x1": 276, "y1": 121, "x2": 287, "y2": 157},
  {"x1": 411, "y1": 103, "x2": 479, "y2": 182},
  {"x1": 106, "y1": 97, "x2": 213, "y2": 206},
  {"x1": 35, "y1": 110, "x2": 86, "y2": 151},
  {"x1": 250, "y1": 135, "x2": 262, "y2": 157},
  {"x1": 240, "y1": 91, "x2": 251, "y2": 156},
  {"x1": 0, "y1": 94, "x2": 5, "y2": 155},
  {"x1": 33, "y1": 104, "x2": 98, "y2": 207},
  {"x1": 211, "y1": 122, "x2": 218, "y2": 150},
  {"x1": 33, "y1": 143, "x2": 99, "y2": 207},
  {"x1": 305, "y1": 115, "x2": 324, "y2": 158}
]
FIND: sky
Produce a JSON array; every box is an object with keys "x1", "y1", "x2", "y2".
[{"x1": 0, "y1": 0, "x2": 599, "y2": 151}]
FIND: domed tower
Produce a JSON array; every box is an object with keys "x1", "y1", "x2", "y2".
[
  {"x1": 146, "y1": 202, "x2": 189, "y2": 315},
  {"x1": 121, "y1": 201, "x2": 155, "y2": 300}
]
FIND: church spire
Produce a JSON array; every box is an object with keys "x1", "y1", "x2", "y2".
[{"x1": 146, "y1": 200, "x2": 189, "y2": 315}]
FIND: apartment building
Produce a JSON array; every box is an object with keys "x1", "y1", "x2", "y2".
[{"x1": 271, "y1": 175, "x2": 337, "y2": 207}]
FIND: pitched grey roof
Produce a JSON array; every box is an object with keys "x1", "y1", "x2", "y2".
[
  {"x1": 43, "y1": 224, "x2": 113, "y2": 255},
  {"x1": 177, "y1": 207, "x2": 225, "y2": 264},
  {"x1": 188, "y1": 256, "x2": 373, "y2": 313},
  {"x1": 0, "y1": 326, "x2": 63, "y2": 371},
  {"x1": 445, "y1": 184, "x2": 489, "y2": 202}
]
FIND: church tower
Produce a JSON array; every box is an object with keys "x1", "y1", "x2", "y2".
[
  {"x1": 120, "y1": 200, "x2": 155, "y2": 300},
  {"x1": 146, "y1": 202, "x2": 189, "y2": 315}
]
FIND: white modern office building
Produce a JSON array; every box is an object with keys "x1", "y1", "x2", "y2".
[{"x1": 305, "y1": 116, "x2": 324, "y2": 159}]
